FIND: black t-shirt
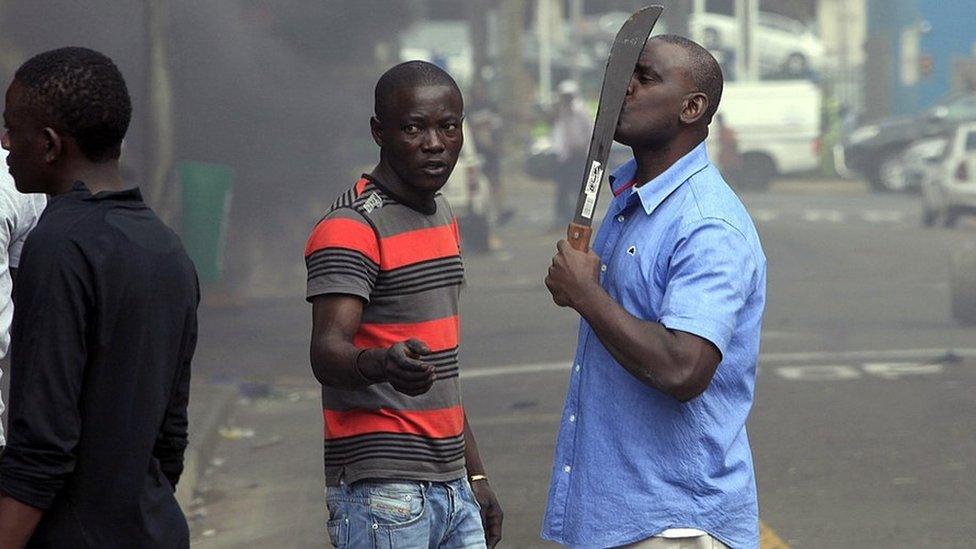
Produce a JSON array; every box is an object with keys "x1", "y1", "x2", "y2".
[{"x1": 0, "y1": 182, "x2": 198, "y2": 547}]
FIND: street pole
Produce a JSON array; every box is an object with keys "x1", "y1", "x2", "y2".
[
  {"x1": 537, "y1": 0, "x2": 552, "y2": 107},
  {"x1": 735, "y1": 0, "x2": 759, "y2": 81},
  {"x1": 498, "y1": 0, "x2": 529, "y2": 179},
  {"x1": 570, "y1": 0, "x2": 583, "y2": 84},
  {"x1": 145, "y1": 0, "x2": 175, "y2": 221},
  {"x1": 691, "y1": 0, "x2": 705, "y2": 42}
]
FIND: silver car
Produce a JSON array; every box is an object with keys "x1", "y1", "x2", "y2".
[{"x1": 921, "y1": 122, "x2": 976, "y2": 227}]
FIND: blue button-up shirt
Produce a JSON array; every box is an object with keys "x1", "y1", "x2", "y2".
[{"x1": 541, "y1": 142, "x2": 766, "y2": 549}]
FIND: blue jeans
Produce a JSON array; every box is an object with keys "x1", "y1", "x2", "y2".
[{"x1": 326, "y1": 477, "x2": 487, "y2": 548}]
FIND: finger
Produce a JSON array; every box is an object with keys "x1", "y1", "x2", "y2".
[
  {"x1": 556, "y1": 239, "x2": 569, "y2": 254},
  {"x1": 389, "y1": 363, "x2": 435, "y2": 380},
  {"x1": 391, "y1": 354, "x2": 431, "y2": 372},
  {"x1": 404, "y1": 338, "x2": 431, "y2": 356}
]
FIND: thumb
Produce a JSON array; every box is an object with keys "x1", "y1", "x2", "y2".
[{"x1": 404, "y1": 338, "x2": 431, "y2": 356}]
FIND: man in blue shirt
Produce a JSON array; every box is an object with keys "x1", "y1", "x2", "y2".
[{"x1": 542, "y1": 35, "x2": 766, "y2": 549}]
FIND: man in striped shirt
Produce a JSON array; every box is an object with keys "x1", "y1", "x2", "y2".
[{"x1": 306, "y1": 61, "x2": 502, "y2": 548}]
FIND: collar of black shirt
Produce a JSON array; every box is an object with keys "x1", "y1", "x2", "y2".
[{"x1": 70, "y1": 180, "x2": 144, "y2": 202}]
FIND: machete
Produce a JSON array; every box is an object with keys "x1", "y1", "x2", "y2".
[{"x1": 566, "y1": 5, "x2": 663, "y2": 252}]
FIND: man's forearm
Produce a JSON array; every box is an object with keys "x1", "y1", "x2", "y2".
[
  {"x1": 310, "y1": 340, "x2": 383, "y2": 390},
  {"x1": 0, "y1": 495, "x2": 43, "y2": 548},
  {"x1": 574, "y1": 283, "x2": 692, "y2": 396},
  {"x1": 462, "y1": 415, "x2": 487, "y2": 477}
]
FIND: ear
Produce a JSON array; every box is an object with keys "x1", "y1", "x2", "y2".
[
  {"x1": 369, "y1": 116, "x2": 383, "y2": 147},
  {"x1": 680, "y1": 92, "x2": 709, "y2": 126},
  {"x1": 41, "y1": 127, "x2": 63, "y2": 163}
]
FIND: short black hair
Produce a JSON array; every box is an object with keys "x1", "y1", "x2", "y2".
[
  {"x1": 14, "y1": 47, "x2": 131, "y2": 162},
  {"x1": 374, "y1": 61, "x2": 462, "y2": 122},
  {"x1": 650, "y1": 35, "x2": 723, "y2": 125}
]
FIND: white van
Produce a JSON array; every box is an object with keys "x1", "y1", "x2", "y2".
[{"x1": 708, "y1": 80, "x2": 822, "y2": 190}]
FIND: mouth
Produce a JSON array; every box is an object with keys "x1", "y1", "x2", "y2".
[{"x1": 421, "y1": 161, "x2": 449, "y2": 176}]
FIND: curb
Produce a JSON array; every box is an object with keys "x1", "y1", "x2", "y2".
[{"x1": 176, "y1": 383, "x2": 237, "y2": 509}]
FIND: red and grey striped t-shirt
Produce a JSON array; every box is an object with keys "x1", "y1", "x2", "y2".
[{"x1": 305, "y1": 175, "x2": 466, "y2": 486}]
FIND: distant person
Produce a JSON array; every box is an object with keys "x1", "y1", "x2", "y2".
[
  {"x1": 0, "y1": 47, "x2": 199, "y2": 547},
  {"x1": 714, "y1": 113, "x2": 742, "y2": 180},
  {"x1": 549, "y1": 79, "x2": 592, "y2": 230},
  {"x1": 542, "y1": 35, "x2": 766, "y2": 548},
  {"x1": 0, "y1": 150, "x2": 45, "y2": 445},
  {"x1": 468, "y1": 82, "x2": 513, "y2": 225},
  {"x1": 306, "y1": 60, "x2": 503, "y2": 548}
]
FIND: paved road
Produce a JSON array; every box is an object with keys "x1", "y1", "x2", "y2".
[{"x1": 188, "y1": 177, "x2": 976, "y2": 548}]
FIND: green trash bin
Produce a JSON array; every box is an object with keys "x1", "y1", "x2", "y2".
[{"x1": 179, "y1": 161, "x2": 234, "y2": 282}]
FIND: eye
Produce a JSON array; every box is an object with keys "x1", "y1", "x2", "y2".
[
  {"x1": 403, "y1": 124, "x2": 421, "y2": 135},
  {"x1": 443, "y1": 122, "x2": 460, "y2": 131}
]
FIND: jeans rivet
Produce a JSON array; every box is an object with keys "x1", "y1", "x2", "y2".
[{"x1": 372, "y1": 523, "x2": 379, "y2": 530}]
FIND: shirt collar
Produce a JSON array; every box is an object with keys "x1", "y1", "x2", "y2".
[
  {"x1": 70, "y1": 181, "x2": 144, "y2": 202},
  {"x1": 608, "y1": 141, "x2": 710, "y2": 216}
]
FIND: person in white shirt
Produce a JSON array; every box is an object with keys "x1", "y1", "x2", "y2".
[
  {"x1": 549, "y1": 80, "x2": 593, "y2": 230},
  {"x1": 0, "y1": 149, "x2": 46, "y2": 446}
]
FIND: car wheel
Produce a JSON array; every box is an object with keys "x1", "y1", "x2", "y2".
[
  {"x1": 944, "y1": 207, "x2": 960, "y2": 228},
  {"x1": 784, "y1": 53, "x2": 808, "y2": 76},
  {"x1": 950, "y1": 242, "x2": 976, "y2": 324},
  {"x1": 737, "y1": 153, "x2": 775, "y2": 192},
  {"x1": 870, "y1": 150, "x2": 907, "y2": 192},
  {"x1": 459, "y1": 213, "x2": 492, "y2": 254}
]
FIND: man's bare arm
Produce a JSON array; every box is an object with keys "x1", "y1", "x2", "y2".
[
  {"x1": 0, "y1": 496, "x2": 43, "y2": 548},
  {"x1": 309, "y1": 295, "x2": 436, "y2": 395},
  {"x1": 463, "y1": 416, "x2": 503, "y2": 548},
  {"x1": 545, "y1": 240, "x2": 721, "y2": 402}
]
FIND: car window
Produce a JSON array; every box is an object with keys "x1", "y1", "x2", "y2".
[
  {"x1": 966, "y1": 130, "x2": 976, "y2": 152},
  {"x1": 945, "y1": 96, "x2": 976, "y2": 121}
]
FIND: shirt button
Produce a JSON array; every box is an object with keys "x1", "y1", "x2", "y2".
[
  {"x1": 575, "y1": 364, "x2": 581, "y2": 372},
  {"x1": 569, "y1": 414, "x2": 576, "y2": 422},
  {"x1": 617, "y1": 214, "x2": 625, "y2": 222},
  {"x1": 600, "y1": 264, "x2": 607, "y2": 272},
  {"x1": 563, "y1": 465, "x2": 572, "y2": 473}
]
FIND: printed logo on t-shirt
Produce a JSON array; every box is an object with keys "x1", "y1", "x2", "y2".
[{"x1": 363, "y1": 192, "x2": 384, "y2": 213}]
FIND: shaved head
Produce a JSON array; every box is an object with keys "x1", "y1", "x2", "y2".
[
  {"x1": 648, "y1": 34, "x2": 723, "y2": 124},
  {"x1": 374, "y1": 61, "x2": 462, "y2": 123}
]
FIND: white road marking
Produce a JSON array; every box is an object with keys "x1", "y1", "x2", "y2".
[{"x1": 802, "y1": 209, "x2": 844, "y2": 223}]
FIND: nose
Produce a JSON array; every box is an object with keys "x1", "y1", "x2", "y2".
[
  {"x1": 625, "y1": 73, "x2": 637, "y2": 97},
  {"x1": 421, "y1": 129, "x2": 445, "y2": 154},
  {"x1": 1, "y1": 130, "x2": 9, "y2": 151}
]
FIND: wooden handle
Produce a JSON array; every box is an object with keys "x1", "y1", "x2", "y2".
[{"x1": 567, "y1": 223, "x2": 592, "y2": 252}]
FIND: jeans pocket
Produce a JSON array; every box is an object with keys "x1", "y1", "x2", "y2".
[
  {"x1": 326, "y1": 516, "x2": 348, "y2": 547},
  {"x1": 367, "y1": 482, "x2": 426, "y2": 528}
]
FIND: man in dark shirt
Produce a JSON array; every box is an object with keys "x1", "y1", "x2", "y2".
[{"x1": 0, "y1": 47, "x2": 198, "y2": 547}]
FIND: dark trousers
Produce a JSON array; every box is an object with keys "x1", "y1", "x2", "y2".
[{"x1": 554, "y1": 157, "x2": 581, "y2": 227}]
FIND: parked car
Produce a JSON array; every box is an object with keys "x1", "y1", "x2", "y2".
[
  {"x1": 688, "y1": 11, "x2": 825, "y2": 78},
  {"x1": 839, "y1": 94, "x2": 976, "y2": 192},
  {"x1": 920, "y1": 122, "x2": 976, "y2": 227},
  {"x1": 441, "y1": 126, "x2": 495, "y2": 253},
  {"x1": 900, "y1": 136, "x2": 948, "y2": 193},
  {"x1": 706, "y1": 80, "x2": 822, "y2": 190}
]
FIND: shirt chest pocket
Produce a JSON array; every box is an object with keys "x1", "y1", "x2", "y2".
[{"x1": 607, "y1": 239, "x2": 666, "y2": 321}]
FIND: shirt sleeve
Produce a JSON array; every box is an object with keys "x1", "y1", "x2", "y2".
[
  {"x1": 0, "y1": 238, "x2": 91, "y2": 510},
  {"x1": 152, "y1": 282, "x2": 198, "y2": 490},
  {"x1": 658, "y1": 219, "x2": 757, "y2": 359},
  {"x1": 304, "y1": 208, "x2": 380, "y2": 302},
  {"x1": 8, "y1": 194, "x2": 46, "y2": 269}
]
